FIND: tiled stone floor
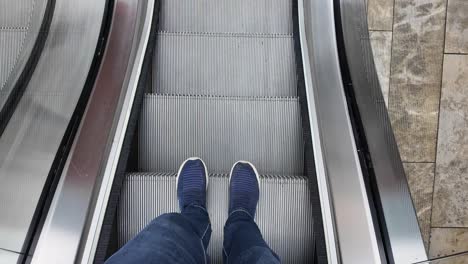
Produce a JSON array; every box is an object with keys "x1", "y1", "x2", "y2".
[{"x1": 368, "y1": 0, "x2": 468, "y2": 261}]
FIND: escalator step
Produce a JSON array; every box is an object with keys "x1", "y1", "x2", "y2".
[
  {"x1": 1, "y1": 0, "x2": 35, "y2": 28},
  {"x1": 118, "y1": 173, "x2": 314, "y2": 264},
  {"x1": 158, "y1": 0, "x2": 292, "y2": 34},
  {"x1": 153, "y1": 33, "x2": 297, "y2": 97},
  {"x1": 0, "y1": 31, "x2": 25, "y2": 90},
  {"x1": 139, "y1": 94, "x2": 304, "y2": 175}
]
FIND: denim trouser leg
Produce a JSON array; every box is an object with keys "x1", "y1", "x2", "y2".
[
  {"x1": 223, "y1": 210, "x2": 280, "y2": 264},
  {"x1": 105, "y1": 205, "x2": 211, "y2": 264}
]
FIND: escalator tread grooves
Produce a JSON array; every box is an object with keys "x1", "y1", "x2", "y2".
[
  {"x1": 93, "y1": 1, "x2": 162, "y2": 262},
  {"x1": 119, "y1": 173, "x2": 314, "y2": 263},
  {"x1": 98, "y1": 0, "x2": 325, "y2": 263}
]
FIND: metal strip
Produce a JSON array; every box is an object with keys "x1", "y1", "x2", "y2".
[
  {"x1": 298, "y1": 0, "x2": 383, "y2": 262},
  {"x1": 337, "y1": 0, "x2": 427, "y2": 262},
  {"x1": 31, "y1": 0, "x2": 154, "y2": 263}
]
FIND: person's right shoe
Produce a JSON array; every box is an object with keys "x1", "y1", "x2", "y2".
[
  {"x1": 176, "y1": 157, "x2": 208, "y2": 211},
  {"x1": 228, "y1": 161, "x2": 260, "y2": 218}
]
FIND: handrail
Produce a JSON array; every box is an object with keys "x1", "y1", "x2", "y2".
[
  {"x1": 298, "y1": 0, "x2": 384, "y2": 262},
  {"x1": 336, "y1": 0, "x2": 427, "y2": 263},
  {"x1": 31, "y1": 0, "x2": 154, "y2": 263}
]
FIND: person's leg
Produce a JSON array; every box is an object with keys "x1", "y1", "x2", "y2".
[
  {"x1": 106, "y1": 205, "x2": 210, "y2": 264},
  {"x1": 223, "y1": 161, "x2": 280, "y2": 264},
  {"x1": 106, "y1": 158, "x2": 211, "y2": 264}
]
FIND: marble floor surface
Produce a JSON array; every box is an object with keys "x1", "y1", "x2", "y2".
[{"x1": 367, "y1": 0, "x2": 468, "y2": 261}]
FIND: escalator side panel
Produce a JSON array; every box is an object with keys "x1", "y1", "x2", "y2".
[
  {"x1": 31, "y1": 0, "x2": 156, "y2": 262},
  {"x1": 0, "y1": 0, "x2": 105, "y2": 254}
]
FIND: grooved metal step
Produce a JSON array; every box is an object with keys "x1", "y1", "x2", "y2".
[
  {"x1": 139, "y1": 94, "x2": 304, "y2": 175},
  {"x1": 1, "y1": 0, "x2": 35, "y2": 28},
  {"x1": 117, "y1": 173, "x2": 314, "y2": 264},
  {"x1": 1, "y1": 0, "x2": 47, "y2": 93},
  {"x1": 152, "y1": 33, "x2": 297, "y2": 97},
  {"x1": 158, "y1": 0, "x2": 293, "y2": 34},
  {"x1": 0, "y1": 31, "x2": 25, "y2": 89}
]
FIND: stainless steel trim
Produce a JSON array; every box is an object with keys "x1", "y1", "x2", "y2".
[
  {"x1": 337, "y1": 0, "x2": 428, "y2": 262},
  {"x1": 298, "y1": 0, "x2": 383, "y2": 263},
  {"x1": 83, "y1": 1, "x2": 153, "y2": 262},
  {"x1": 31, "y1": 0, "x2": 153, "y2": 263}
]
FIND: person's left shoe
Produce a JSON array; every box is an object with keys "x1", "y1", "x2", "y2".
[{"x1": 176, "y1": 157, "x2": 209, "y2": 211}]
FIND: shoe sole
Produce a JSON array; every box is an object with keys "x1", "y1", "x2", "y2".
[
  {"x1": 176, "y1": 157, "x2": 209, "y2": 191},
  {"x1": 228, "y1": 160, "x2": 261, "y2": 184}
]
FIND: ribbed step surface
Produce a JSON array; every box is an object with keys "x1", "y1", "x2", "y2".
[
  {"x1": 153, "y1": 33, "x2": 297, "y2": 97},
  {"x1": 117, "y1": 173, "x2": 314, "y2": 263},
  {"x1": 0, "y1": 31, "x2": 25, "y2": 89},
  {"x1": 139, "y1": 94, "x2": 304, "y2": 175},
  {"x1": 1, "y1": 0, "x2": 47, "y2": 92},
  {"x1": 1, "y1": 0, "x2": 35, "y2": 27},
  {"x1": 159, "y1": 0, "x2": 292, "y2": 34}
]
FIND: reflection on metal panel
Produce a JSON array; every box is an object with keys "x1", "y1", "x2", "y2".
[
  {"x1": 298, "y1": 0, "x2": 383, "y2": 262},
  {"x1": 337, "y1": 0, "x2": 428, "y2": 262},
  {"x1": 0, "y1": 0, "x2": 105, "y2": 253}
]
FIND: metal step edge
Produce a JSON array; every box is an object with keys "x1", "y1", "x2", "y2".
[
  {"x1": 145, "y1": 93, "x2": 300, "y2": 102},
  {"x1": 157, "y1": 31, "x2": 293, "y2": 39}
]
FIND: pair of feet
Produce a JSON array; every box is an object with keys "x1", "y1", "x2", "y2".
[{"x1": 176, "y1": 157, "x2": 260, "y2": 218}]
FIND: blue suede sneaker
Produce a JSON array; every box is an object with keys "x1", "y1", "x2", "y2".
[
  {"x1": 228, "y1": 161, "x2": 260, "y2": 218},
  {"x1": 176, "y1": 157, "x2": 208, "y2": 211}
]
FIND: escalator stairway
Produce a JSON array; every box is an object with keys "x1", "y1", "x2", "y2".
[{"x1": 115, "y1": 0, "x2": 316, "y2": 262}]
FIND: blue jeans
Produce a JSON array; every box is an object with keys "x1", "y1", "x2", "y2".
[{"x1": 106, "y1": 205, "x2": 280, "y2": 264}]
